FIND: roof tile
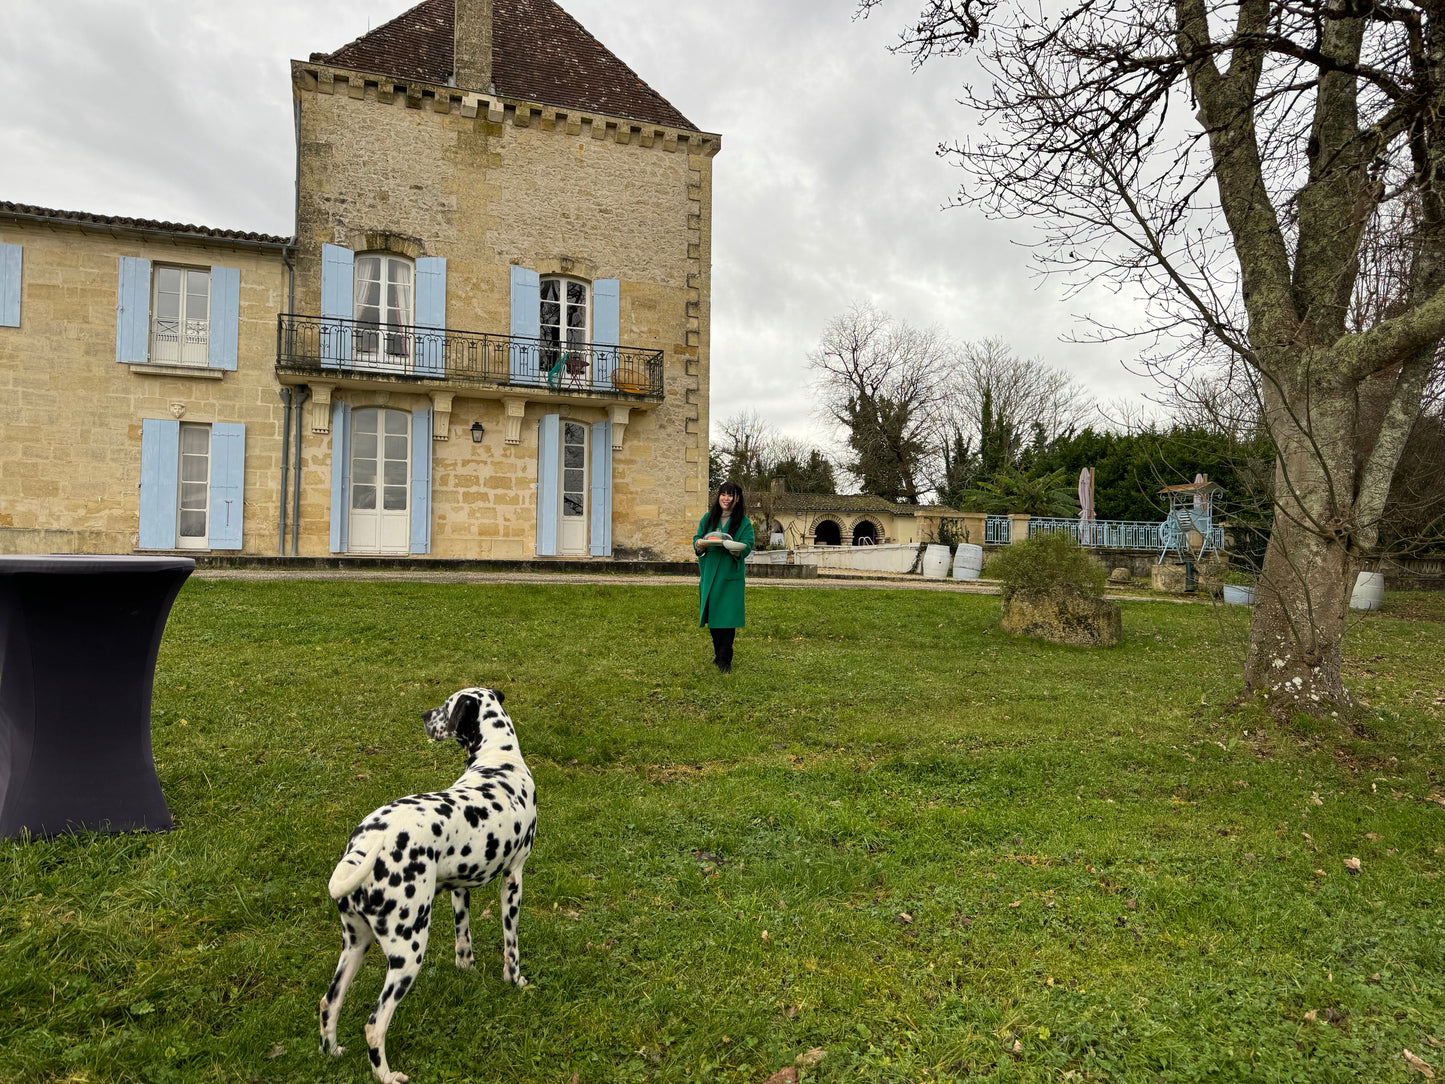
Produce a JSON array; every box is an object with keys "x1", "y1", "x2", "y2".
[
  {"x1": 0, "y1": 201, "x2": 290, "y2": 246},
  {"x1": 322, "y1": 0, "x2": 698, "y2": 131}
]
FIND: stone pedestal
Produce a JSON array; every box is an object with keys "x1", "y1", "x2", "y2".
[{"x1": 1151, "y1": 563, "x2": 1189, "y2": 593}]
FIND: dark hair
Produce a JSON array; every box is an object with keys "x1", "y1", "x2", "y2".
[{"x1": 705, "y1": 482, "x2": 747, "y2": 535}]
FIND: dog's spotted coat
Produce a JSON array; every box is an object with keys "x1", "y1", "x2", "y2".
[{"x1": 319, "y1": 687, "x2": 536, "y2": 1083}]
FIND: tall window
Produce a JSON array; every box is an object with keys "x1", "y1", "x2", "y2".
[
  {"x1": 151, "y1": 267, "x2": 210, "y2": 366},
  {"x1": 176, "y1": 423, "x2": 211, "y2": 549},
  {"x1": 353, "y1": 255, "x2": 413, "y2": 365},
  {"x1": 540, "y1": 277, "x2": 588, "y2": 374}
]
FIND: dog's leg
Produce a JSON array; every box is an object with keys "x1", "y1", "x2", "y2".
[
  {"x1": 319, "y1": 904, "x2": 374, "y2": 1056},
  {"x1": 452, "y1": 888, "x2": 474, "y2": 969},
  {"x1": 499, "y1": 868, "x2": 527, "y2": 987},
  {"x1": 364, "y1": 921, "x2": 431, "y2": 1084}
]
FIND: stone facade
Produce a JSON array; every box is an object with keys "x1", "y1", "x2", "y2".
[{"x1": 0, "y1": 0, "x2": 717, "y2": 561}]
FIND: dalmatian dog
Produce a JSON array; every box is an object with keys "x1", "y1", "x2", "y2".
[{"x1": 319, "y1": 686, "x2": 537, "y2": 1084}]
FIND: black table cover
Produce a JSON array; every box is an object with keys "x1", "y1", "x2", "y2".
[{"x1": 0, "y1": 554, "x2": 194, "y2": 838}]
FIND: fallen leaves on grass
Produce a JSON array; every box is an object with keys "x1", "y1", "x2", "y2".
[
  {"x1": 763, "y1": 1069, "x2": 798, "y2": 1084},
  {"x1": 795, "y1": 1048, "x2": 826, "y2": 1068},
  {"x1": 1403, "y1": 1049, "x2": 1436, "y2": 1078},
  {"x1": 1344, "y1": 857, "x2": 1362, "y2": 874}
]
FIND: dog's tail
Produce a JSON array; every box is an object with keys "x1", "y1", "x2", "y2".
[{"x1": 327, "y1": 832, "x2": 386, "y2": 900}]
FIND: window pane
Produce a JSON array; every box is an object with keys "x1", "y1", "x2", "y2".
[
  {"x1": 352, "y1": 459, "x2": 376, "y2": 485},
  {"x1": 352, "y1": 484, "x2": 376, "y2": 510},
  {"x1": 180, "y1": 483, "x2": 208, "y2": 512},
  {"x1": 540, "y1": 279, "x2": 560, "y2": 302},
  {"x1": 155, "y1": 268, "x2": 181, "y2": 320},
  {"x1": 567, "y1": 303, "x2": 586, "y2": 329},
  {"x1": 178, "y1": 510, "x2": 206, "y2": 537},
  {"x1": 384, "y1": 434, "x2": 408, "y2": 462},
  {"x1": 383, "y1": 457, "x2": 407, "y2": 486},
  {"x1": 186, "y1": 270, "x2": 210, "y2": 320},
  {"x1": 564, "y1": 422, "x2": 585, "y2": 443},
  {"x1": 180, "y1": 456, "x2": 208, "y2": 483},
  {"x1": 355, "y1": 410, "x2": 378, "y2": 436},
  {"x1": 563, "y1": 493, "x2": 583, "y2": 517},
  {"x1": 179, "y1": 426, "x2": 209, "y2": 454},
  {"x1": 564, "y1": 468, "x2": 584, "y2": 493},
  {"x1": 353, "y1": 432, "x2": 377, "y2": 461},
  {"x1": 383, "y1": 485, "x2": 408, "y2": 511},
  {"x1": 384, "y1": 412, "x2": 408, "y2": 435},
  {"x1": 540, "y1": 301, "x2": 560, "y2": 328},
  {"x1": 567, "y1": 281, "x2": 586, "y2": 306},
  {"x1": 564, "y1": 444, "x2": 584, "y2": 468}
]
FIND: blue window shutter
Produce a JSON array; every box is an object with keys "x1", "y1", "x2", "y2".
[
  {"x1": 509, "y1": 265, "x2": 539, "y2": 383},
  {"x1": 536, "y1": 413, "x2": 559, "y2": 556},
  {"x1": 208, "y1": 422, "x2": 246, "y2": 549},
  {"x1": 116, "y1": 256, "x2": 152, "y2": 363},
  {"x1": 0, "y1": 242, "x2": 21, "y2": 327},
  {"x1": 139, "y1": 418, "x2": 179, "y2": 549},
  {"x1": 329, "y1": 400, "x2": 352, "y2": 553},
  {"x1": 590, "y1": 419, "x2": 613, "y2": 557},
  {"x1": 414, "y1": 257, "x2": 446, "y2": 377},
  {"x1": 410, "y1": 407, "x2": 432, "y2": 554},
  {"x1": 321, "y1": 244, "x2": 354, "y2": 369},
  {"x1": 592, "y1": 278, "x2": 619, "y2": 384},
  {"x1": 207, "y1": 266, "x2": 241, "y2": 371}
]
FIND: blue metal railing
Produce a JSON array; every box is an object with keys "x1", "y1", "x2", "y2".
[
  {"x1": 1025, "y1": 516, "x2": 1225, "y2": 551},
  {"x1": 984, "y1": 515, "x2": 1012, "y2": 544}
]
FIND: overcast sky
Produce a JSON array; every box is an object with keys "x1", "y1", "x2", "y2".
[{"x1": 0, "y1": 0, "x2": 1157, "y2": 451}]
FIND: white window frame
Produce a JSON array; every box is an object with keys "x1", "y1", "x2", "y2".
[
  {"x1": 353, "y1": 254, "x2": 414, "y2": 368},
  {"x1": 151, "y1": 265, "x2": 211, "y2": 367},
  {"x1": 175, "y1": 422, "x2": 211, "y2": 549}
]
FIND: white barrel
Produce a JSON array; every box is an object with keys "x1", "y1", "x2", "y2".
[
  {"x1": 953, "y1": 543, "x2": 984, "y2": 580},
  {"x1": 922, "y1": 543, "x2": 950, "y2": 578},
  {"x1": 1350, "y1": 571, "x2": 1385, "y2": 611}
]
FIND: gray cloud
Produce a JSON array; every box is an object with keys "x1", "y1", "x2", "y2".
[{"x1": 0, "y1": 0, "x2": 1157, "y2": 451}]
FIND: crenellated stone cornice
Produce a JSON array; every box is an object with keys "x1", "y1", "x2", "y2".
[{"x1": 291, "y1": 60, "x2": 722, "y2": 157}]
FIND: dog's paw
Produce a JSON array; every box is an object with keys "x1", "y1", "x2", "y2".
[
  {"x1": 320, "y1": 1042, "x2": 345, "y2": 1057},
  {"x1": 455, "y1": 954, "x2": 475, "y2": 970},
  {"x1": 511, "y1": 972, "x2": 528, "y2": 988},
  {"x1": 378, "y1": 1072, "x2": 409, "y2": 1084}
]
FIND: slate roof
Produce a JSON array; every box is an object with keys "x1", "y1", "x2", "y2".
[
  {"x1": 0, "y1": 202, "x2": 290, "y2": 246},
  {"x1": 321, "y1": 0, "x2": 698, "y2": 131}
]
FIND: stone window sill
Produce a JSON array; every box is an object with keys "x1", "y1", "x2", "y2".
[{"x1": 127, "y1": 363, "x2": 226, "y2": 380}]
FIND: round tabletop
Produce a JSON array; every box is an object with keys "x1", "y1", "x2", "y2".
[{"x1": 0, "y1": 555, "x2": 196, "y2": 575}]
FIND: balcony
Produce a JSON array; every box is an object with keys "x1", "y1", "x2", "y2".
[{"x1": 274, "y1": 314, "x2": 664, "y2": 400}]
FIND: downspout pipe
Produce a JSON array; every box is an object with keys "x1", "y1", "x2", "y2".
[
  {"x1": 291, "y1": 386, "x2": 310, "y2": 557},
  {"x1": 277, "y1": 388, "x2": 293, "y2": 555}
]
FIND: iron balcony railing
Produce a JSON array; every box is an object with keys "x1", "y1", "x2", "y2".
[
  {"x1": 275, "y1": 314, "x2": 664, "y2": 398},
  {"x1": 1027, "y1": 516, "x2": 1226, "y2": 551}
]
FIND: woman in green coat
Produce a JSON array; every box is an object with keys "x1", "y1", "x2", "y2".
[{"x1": 693, "y1": 481, "x2": 754, "y2": 672}]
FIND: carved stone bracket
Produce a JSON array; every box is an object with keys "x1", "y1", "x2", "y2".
[
  {"x1": 309, "y1": 383, "x2": 334, "y2": 433},
  {"x1": 502, "y1": 396, "x2": 528, "y2": 445},
  {"x1": 609, "y1": 404, "x2": 631, "y2": 450},
  {"x1": 430, "y1": 391, "x2": 453, "y2": 440}
]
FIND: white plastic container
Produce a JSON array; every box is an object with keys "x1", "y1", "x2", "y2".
[
  {"x1": 1350, "y1": 571, "x2": 1385, "y2": 611},
  {"x1": 1221, "y1": 584, "x2": 1256, "y2": 606},
  {"x1": 922, "y1": 543, "x2": 951, "y2": 579},
  {"x1": 953, "y1": 543, "x2": 984, "y2": 580}
]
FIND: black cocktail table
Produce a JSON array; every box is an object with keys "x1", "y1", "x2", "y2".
[{"x1": 0, "y1": 554, "x2": 194, "y2": 838}]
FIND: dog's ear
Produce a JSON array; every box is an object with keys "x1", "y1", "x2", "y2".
[
  {"x1": 493, "y1": 688, "x2": 505, "y2": 705},
  {"x1": 452, "y1": 694, "x2": 482, "y2": 747}
]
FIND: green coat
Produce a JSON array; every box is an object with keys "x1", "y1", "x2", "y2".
[{"x1": 694, "y1": 514, "x2": 754, "y2": 628}]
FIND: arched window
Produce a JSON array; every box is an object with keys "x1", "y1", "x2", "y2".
[{"x1": 814, "y1": 519, "x2": 841, "y2": 546}]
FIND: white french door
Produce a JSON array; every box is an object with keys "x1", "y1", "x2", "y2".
[
  {"x1": 349, "y1": 408, "x2": 411, "y2": 553},
  {"x1": 557, "y1": 420, "x2": 588, "y2": 555}
]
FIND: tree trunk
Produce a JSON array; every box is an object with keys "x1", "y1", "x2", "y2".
[{"x1": 1243, "y1": 368, "x2": 1357, "y2": 711}]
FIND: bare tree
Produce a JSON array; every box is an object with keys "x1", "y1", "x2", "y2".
[
  {"x1": 810, "y1": 302, "x2": 953, "y2": 502},
  {"x1": 861, "y1": 0, "x2": 1445, "y2": 713},
  {"x1": 949, "y1": 337, "x2": 1097, "y2": 452}
]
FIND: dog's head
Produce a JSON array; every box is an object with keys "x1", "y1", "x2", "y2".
[{"x1": 421, "y1": 686, "x2": 510, "y2": 751}]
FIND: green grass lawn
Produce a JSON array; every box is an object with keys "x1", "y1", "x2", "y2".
[{"x1": 3, "y1": 580, "x2": 1443, "y2": 1084}]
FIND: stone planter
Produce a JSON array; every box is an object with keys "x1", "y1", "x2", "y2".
[{"x1": 1000, "y1": 585, "x2": 1122, "y2": 646}]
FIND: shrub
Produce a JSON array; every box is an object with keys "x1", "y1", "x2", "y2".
[
  {"x1": 986, "y1": 532, "x2": 1108, "y2": 598},
  {"x1": 929, "y1": 518, "x2": 971, "y2": 550}
]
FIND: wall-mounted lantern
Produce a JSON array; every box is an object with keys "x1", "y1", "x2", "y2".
[{"x1": 470, "y1": 421, "x2": 485, "y2": 443}]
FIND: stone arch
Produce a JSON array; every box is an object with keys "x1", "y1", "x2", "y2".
[
  {"x1": 349, "y1": 230, "x2": 426, "y2": 259},
  {"x1": 533, "y1": 255, "x2": 600, "y2": 281},
  {"x1": 813, "y1": 519, "x2": 842, "y2": 546}
]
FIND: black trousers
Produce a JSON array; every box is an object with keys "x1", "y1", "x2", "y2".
[{"x1": 709, "y1": 627, "x2": 735, "y2": 671}]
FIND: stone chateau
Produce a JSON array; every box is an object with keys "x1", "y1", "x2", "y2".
[{"x1": 0, "y1": 0, "x2": 718, "y2": 560}]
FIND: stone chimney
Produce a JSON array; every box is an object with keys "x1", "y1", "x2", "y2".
[
  {"x1": 454, "y1": 0, "x2": 494, "y2": 92},
  {"x1": 770, "y1": 477, "x2": 786, "y2": 496}
]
